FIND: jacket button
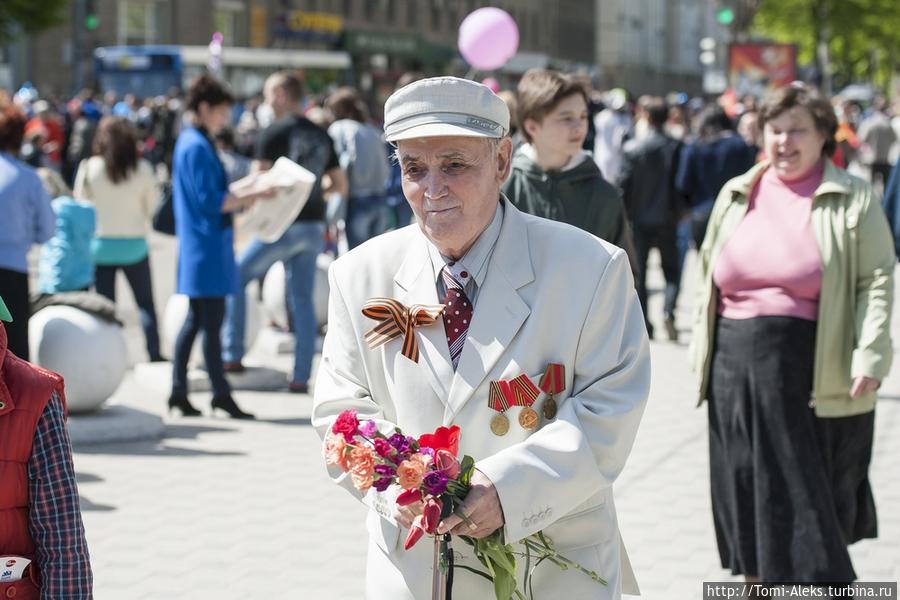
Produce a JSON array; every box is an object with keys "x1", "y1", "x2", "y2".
[
  {"x1": 0, "y1": 401, "x2": 5, "y2": 410},
  {"x1": 522, "y1": 518, "x2": 529, "y2": 528},
  {"x1": 808, "y1": 399, "x2": 816, "y2": 408},
  {"x1": 6, "y1": 587, "x2": 16, "y2": 598}
]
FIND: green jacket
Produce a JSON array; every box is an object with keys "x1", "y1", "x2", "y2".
[
  {"x1": 502, "y1": 149, "x2": 632, "y2": 252},
  {"x1": 690, "y1": 160, "x2": 895, "y2": 417}
]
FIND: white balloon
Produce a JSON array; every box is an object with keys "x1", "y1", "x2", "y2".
[{"x1": 29, "y1": 306, "x2": 129, "y2": 413}]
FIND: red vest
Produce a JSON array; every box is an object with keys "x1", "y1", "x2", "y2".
[{"x1": 0, "y1": 322, "x2": 66, "y2": 598}]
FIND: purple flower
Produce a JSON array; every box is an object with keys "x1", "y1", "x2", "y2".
[
  {"x1": 388, "y1": 433, "x2": 410, "y2": 455},
  {"x1": 372, "y1": 464, "x2": 396, "y2": 493},
  {"x1": 419, "y1": 447, "x2": 435, "y2": 458},
  {"x1": 360, "y1": 420, "x2": 378, "y2": 438},
  {"x1": 375, "y1": 464, "x2": 396, "y2": 479},
  {"x1": 422, "y1": 470, "x2": 449, "y2": 496}
]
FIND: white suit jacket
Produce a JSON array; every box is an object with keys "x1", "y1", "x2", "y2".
[{"x1": 313, "y1": 201, "x2": 650, "y2": 599}]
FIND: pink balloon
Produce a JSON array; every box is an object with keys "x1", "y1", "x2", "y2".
[
  {"x1": 481, "y1": 77, "x2": 501, "y2": 93},
  {"x1": 458, "y1": 8, "x2": 519, "y2": 71}
]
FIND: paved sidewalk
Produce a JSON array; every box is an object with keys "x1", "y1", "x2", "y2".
[{"x1": 70, "y1": 251, "x2": 900, "y2": 599}]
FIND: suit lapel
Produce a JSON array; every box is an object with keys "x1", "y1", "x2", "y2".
[
  {"x1": 444, "y1": 202, "x2": 534, "y2": 423},
  {"x1": 395, "y1": 235, "x2": 455, "y2": 403}
]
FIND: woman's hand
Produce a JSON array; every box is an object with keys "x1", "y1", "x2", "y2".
[{"x1": 850, "y1": 376, "x2": 880, "y2": 399}]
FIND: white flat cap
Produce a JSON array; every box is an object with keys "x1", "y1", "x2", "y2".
[{"x1": 383, "y1": 76, "x2": 510, "y2": 143}]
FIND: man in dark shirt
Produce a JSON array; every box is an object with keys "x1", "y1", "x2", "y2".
[
  {"x1": 618, "y1": 97, "x2": 684, "y2": 340},
  {"x1": 222, "y1": 71, "x2": 347, "y2": 393}
]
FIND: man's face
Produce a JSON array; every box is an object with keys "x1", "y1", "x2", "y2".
[
  {"x1": 263, "y1": 79, "x2": 291, "y2": 118},
  {"x1": 524, "y1": 93, "x2": 588, "y2": 160},
  {"x1": 397, "y1": 135, "x2": 512, "y2": 259}
]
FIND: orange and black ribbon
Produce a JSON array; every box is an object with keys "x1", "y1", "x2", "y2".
[
  {"x1": 488, "y1": 380, "x2": 512, "y2": 413},
  {"x1": 489, "y1": 374, "x2": 540, "y2": 410},
  {"x1": 362, "y1": 298, "x2": 444, "y2": 363},
  {"x1": 539, "y1": 363, "x2": 565, "y2": 395},
  {"x1": 508, "y1": 374, "x2": 540, "y2": 407}
]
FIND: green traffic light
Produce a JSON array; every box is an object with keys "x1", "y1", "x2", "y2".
[
  {"x1": 716, "y1": 7, "x2": 735, "y2": 25},
  {"x1": 85, "y1": 14, "x2": 100, "y2": 30}
]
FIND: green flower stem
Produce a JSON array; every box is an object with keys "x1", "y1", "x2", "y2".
[{"x1": 520, "y1": 538, "x2": 608, "y2": 586}]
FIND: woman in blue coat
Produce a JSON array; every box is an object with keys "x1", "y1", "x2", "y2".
[{"x1": 169, "y1": 75, "x2": 273, "y2": 419}]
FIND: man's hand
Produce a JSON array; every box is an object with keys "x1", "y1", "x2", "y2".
[
  {"x1": 393, "y1": 500, "x2": 423, "y2": 530},
  {"x1": 850, "y1": 375, "x2": 880, "y2": 399},
  {"x1": 437, "y1": 470, "x2": 504, "y2": 539}
]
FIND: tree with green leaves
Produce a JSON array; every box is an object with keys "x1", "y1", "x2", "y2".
[
  {"x1": 751, "y1": 0, "x2": 900, "y2": 94},
  {"x1": 0, "y1": 0, "x2": 69, "y2": 43}
]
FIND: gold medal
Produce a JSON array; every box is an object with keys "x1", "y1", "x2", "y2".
[
  {"x1": 490, "y1": 413, "x2": 510, "y2": 436},
  {"x1": 518, "y1": 406, "x2": 539, "y2": 430},
  {"x1": 542, "y1": 394, "x2": 558, "y2": 420}
]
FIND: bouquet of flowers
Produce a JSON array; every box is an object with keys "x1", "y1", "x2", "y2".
[{"x1": 325, "y1": 409, "x2": 606, "y2": 600}]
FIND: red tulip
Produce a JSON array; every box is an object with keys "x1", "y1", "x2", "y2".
[
  {"x1": 417, "y1": 425, "x2": 461, "y2": 457},
  {"x1": 422, "y1": 498, "x2": 443, "y2": 534},
  {"x1": 404, "y1": 517, "x2": 425, "y2": 550},
  {"x1": 396, "y1": 488, "x2": 422, "y2": 506},
  {"x1": 434, "y1": 449, "x2": 461, "y2": 479}
]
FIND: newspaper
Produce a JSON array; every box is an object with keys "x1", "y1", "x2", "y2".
[{"x1": 232, "y1": 157, "x2": 316, "y2": 243}]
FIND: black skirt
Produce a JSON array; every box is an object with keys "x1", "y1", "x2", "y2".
[{"x1": 707, "y1": 316, "x2": 877, "y2": 584}]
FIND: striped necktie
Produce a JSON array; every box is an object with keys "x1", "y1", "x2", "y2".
[{"x1": 441, "y1": 267, "x2": 473, "y2": 369}]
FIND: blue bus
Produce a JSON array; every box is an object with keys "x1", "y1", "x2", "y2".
[{"x1": 93, "y1": 46, "x2": 182, "y2": 98}]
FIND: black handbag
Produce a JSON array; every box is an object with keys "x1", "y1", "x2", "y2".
[{"x1": 152, "y1": 183, "x2": 176, "y2": 235}]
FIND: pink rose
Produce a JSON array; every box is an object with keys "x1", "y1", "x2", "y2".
[
  {"x1": 324, "y1": 435, "x2": 350, "y2": 472},
  {"x1": 397, "y1": 459, "x2": 427, "y2": 490},
  {"x1": 332, "y1": 410, "x2": 360, "y2": 442},
  {"x1": 373, "y1": 438, "x2": 393, "y2": 458},
  {"x1": 359, "y1": 420, "x2": 378, "y2": 438},
  {"x1": 434, "y1": 449, "x2": 461, "y2": 479}
]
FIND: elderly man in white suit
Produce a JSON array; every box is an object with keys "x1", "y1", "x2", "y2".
[{"x1": 312, "y1": 76, "x2": 650, "y2": 599}]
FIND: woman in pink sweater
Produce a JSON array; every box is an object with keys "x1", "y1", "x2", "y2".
[{"x1": 695, "y1": 83, "x2": 894, "y2": 584}]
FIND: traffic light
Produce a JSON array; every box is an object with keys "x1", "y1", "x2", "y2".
[
  {"x1": 716, "y1": 6, "x2": 735, "y2": 25},
  {"x1": 84, "y1": 0, "x2": 99, "y2": 30}
]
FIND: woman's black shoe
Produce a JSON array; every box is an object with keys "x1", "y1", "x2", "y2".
[
  {"x1": 168, "y1": 393, "x2": 202, "y2": 417},
  {"x1": 211, "y1": 395, "x2": 255, "y2": 420}
]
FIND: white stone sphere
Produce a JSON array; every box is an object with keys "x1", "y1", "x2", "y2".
[
  {"x1": 260, "y1": 255, "x2": 331, "y2": 331},
  {"x1": 161, "y1": 290, "x2": 262, "y2": 364},
  {"x1": 261, "y1": 262, "x2": 289, "y2": 330},
  {"x1": 29, "y1": 305, "x2": 129, "y2": 413}
]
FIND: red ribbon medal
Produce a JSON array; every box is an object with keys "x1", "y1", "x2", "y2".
[
  {"x1": 539, "y1": 363, "x2": 565, "y2": 420},
  {"x1": 508, "y1": 374, "x2": 540, "y2": 430},
  {"x1": 488, "y1": 380, "x2": 512, "y2": 436}
]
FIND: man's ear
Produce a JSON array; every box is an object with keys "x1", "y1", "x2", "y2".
[{"x1": 495, "y1": 137, "x2": 513, "y2": 181}]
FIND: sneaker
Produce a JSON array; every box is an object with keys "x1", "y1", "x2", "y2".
[
  {"x1": 223, "y1": 360, "x2": 245, "y2": 373},
  {"x1": 288, "y1": 381, "x2": 309, "y2": 394}
]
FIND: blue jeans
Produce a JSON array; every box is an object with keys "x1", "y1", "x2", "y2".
[
  {"x1": 222, "y1": 221, "x2": 325, "y2": 384},
  {"x1": 346, "y1": 194, "x2": 390, "y2": 249}
]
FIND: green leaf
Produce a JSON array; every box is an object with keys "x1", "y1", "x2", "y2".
[{"x1": 492, "y1": 568, "x2": 517, "y2": 600}]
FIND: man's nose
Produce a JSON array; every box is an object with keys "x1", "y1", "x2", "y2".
[{"x1": 423, "y1": 171, "x2": 448, "y2": 199}]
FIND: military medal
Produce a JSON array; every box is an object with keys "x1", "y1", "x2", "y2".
[
  {"x1": 488, "y1": 381, "x2": 511, "y2": 436},
  {"x1": 508, "y1": 374, "x2": 541, "y2": 431},
  {"x1": 539, "y1": 363, "x2": 565, "y2": 420}
]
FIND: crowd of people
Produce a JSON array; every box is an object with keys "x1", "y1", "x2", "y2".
[{"x1": 1, "y1": 67, "x2": 899, "y2": 595}]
